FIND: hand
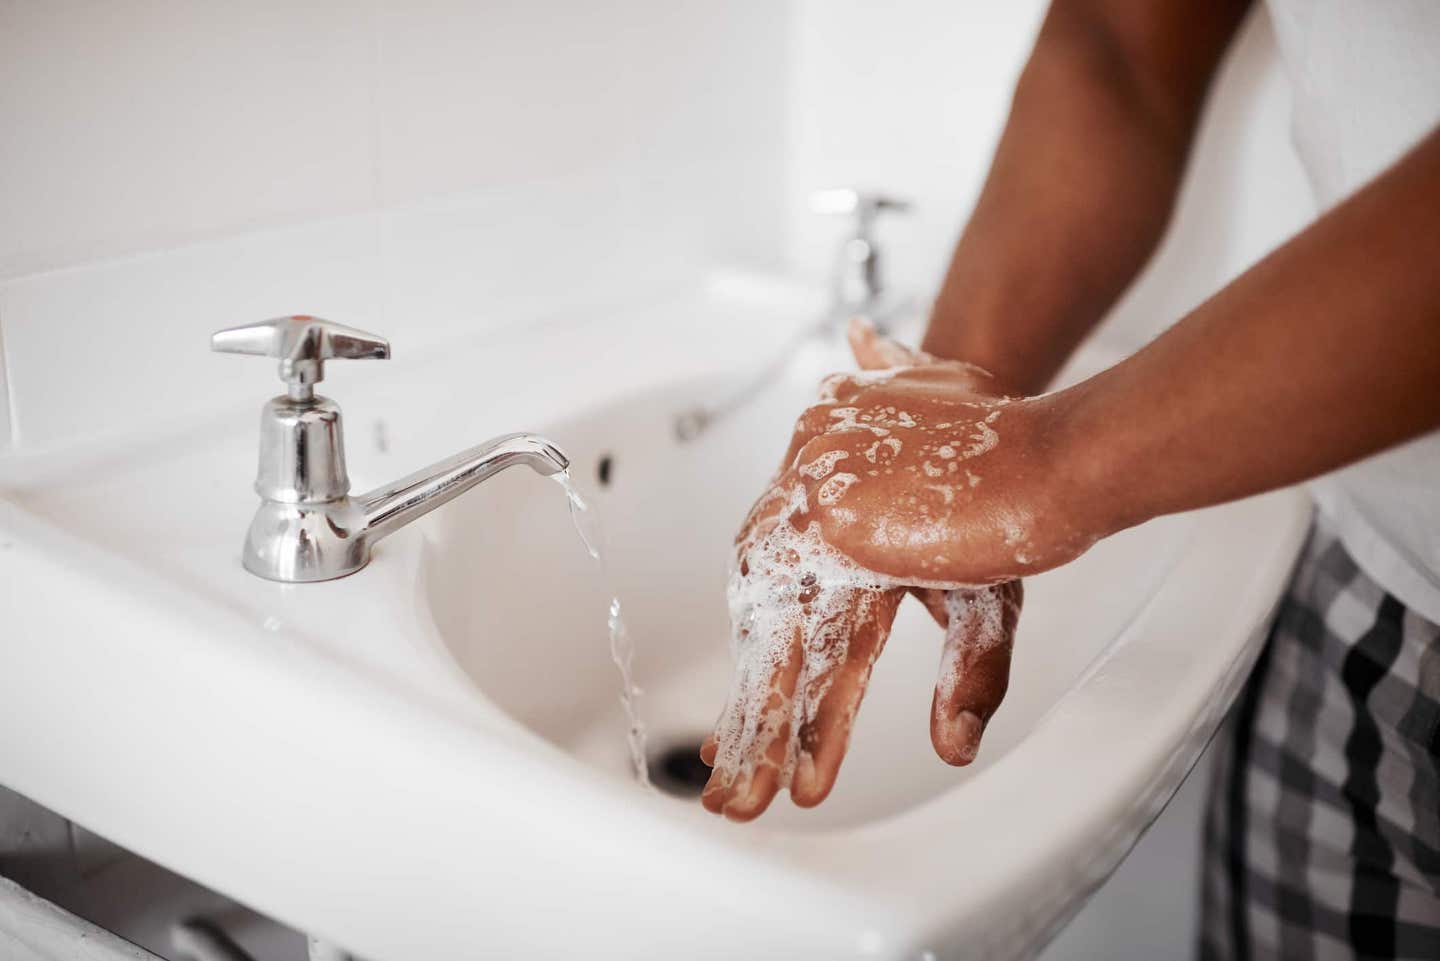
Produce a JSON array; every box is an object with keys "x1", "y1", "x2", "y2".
[{"x1": 701, "y1": 319, "x2": 1091, "y2": 821}]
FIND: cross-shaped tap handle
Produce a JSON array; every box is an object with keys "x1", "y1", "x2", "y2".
[{"x1": 212, "y1": 315, "x2": 390, "y2": 400}]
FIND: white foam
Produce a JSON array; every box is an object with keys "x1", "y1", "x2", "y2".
[
  {"x1": 935, "y1": 588, "x2": 1011, "y2": 705},
  {"x1": 925, "y1": 483, "x2": 956, "y2": 505},
  {"x1": 719, "y1": 485, "x2": 893, "y2": 787},
  {"x1": 799, "y1": 449, "x2": 849, "y2": 480},
  {"x1": 962, "y1": 417, "x2": 999, "y2": 458},
  {"x1": 816, "y1": 472, "x2": 860, "y2": 505},
  {"x1": 828, "y1": 407, "x2": 891, "y2": 436},
  {"x1": 816, "y1": 367, "x2": 901, "y2": 402}
]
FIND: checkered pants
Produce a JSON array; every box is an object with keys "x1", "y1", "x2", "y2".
[{"x1": 1200, "y1": 519, "x2": 1440, "y2": 960}]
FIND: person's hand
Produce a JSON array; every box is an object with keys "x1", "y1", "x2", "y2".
[{"x1": 701, "y1": 319, "x2": 1094, "y2": 821}]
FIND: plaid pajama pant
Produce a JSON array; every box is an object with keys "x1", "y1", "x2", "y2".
[{"x1": 1200, "y1": 519, "x2": 1440, "y2": 960}]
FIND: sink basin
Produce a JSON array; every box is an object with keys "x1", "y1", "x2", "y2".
[
  {"x1": 0, "y1": 277, "x2": 1312, "y2": 960},
  {"x1": 430, "y1": 373, "x2": 1189, "y2": 831}
]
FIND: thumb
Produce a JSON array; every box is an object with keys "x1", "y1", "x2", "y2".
[{"x1": 847, "y1": 316, "x2": 929, "y2": 371}]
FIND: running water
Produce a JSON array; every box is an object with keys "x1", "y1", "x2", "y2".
[{"x1": 553, "y1": 471, "x2": 652, "y2": 789}]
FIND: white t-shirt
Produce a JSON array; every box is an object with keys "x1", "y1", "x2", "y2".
[{"x1": 1264, "y1": 0, "x2": 1440, "y2": 624}]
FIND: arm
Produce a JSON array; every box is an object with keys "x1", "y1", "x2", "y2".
[
  {"x1": 924, "y1": 0, "x2": 1253, "y2": 393},
  {"x1": 1065, "y1": 127, "x2": 1440, "y2": 538},
  {"x1": 809, "y1": 126, "x2": 1440, "y2": 594}
]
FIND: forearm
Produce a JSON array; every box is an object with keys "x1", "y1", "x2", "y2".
[
  {"x1": 1063, "y1": 127, "x2": 1440, "y2": 536},
  {"x1": 924, "y1": 0, "x2": 1249, "y2": 394}
]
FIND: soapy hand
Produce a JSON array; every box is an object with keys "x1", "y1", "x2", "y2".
[{"x1": 701, "y1": 318, "x2": 1089, "y2": 821}]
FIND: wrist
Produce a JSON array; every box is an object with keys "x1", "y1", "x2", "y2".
[
  {"x1": 1040, "y1": 380, "x2": 1146, "y2": 546},
  {"x1": 921, "y1": 316, "x2": 1060, "y2": 398}
]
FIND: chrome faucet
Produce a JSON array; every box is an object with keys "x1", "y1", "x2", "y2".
[
  {"x1": 806, "y1": 187, "x2": 915, "y2": 331},
  {"x1": 672, "y1": 187, "x2": 918, "y2": 442},
  {"x1": 212, "y1": 315, "x2": 569, "y2": 583},
  {"x1": 809, "y1": 187, "x2": 915, "y2": 328}
]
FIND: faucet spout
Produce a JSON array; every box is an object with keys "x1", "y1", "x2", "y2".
[{"x1": 360, "y1": 433, "x2": 569, "y2": 544}]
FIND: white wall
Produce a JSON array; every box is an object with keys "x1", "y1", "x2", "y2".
[
  {"x1": 0, "y1": 0, "x2": 791, "y2": 278},
  {"x1": 0, "y1": 0, "x2": 790, "y2": 453},
  {"x1": 0, "y1": 1, "x2": 1317, "y2": 454}
]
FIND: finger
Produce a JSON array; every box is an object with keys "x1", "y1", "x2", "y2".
[
  {"x1": 702, "y1": 598, "x2": 764, "y2": 812},
  {"x1": 734, "y1": 482, "x2": 792, "y2": 557},
  {"x1": 702, "y1": 621, "x2": 804, "y2": 821},
  {"x1": 790, "y1": 587, "x2": 904, "y2": 807},
  {"x1": 772, "y1": 401, "x2": 843, "y2": 478},
  {"x1": 847, "y1": 316, "x2": 926, "y2": 371},
  {"x1": 700, "y1": 673, "x2": 746, "y2": 808},
  {"x1": 909, "y1": 587, "x2": 949, "y2": 628},
  {"x1": 931, "y1": 581, "x2": 1022, "y2": 766}
]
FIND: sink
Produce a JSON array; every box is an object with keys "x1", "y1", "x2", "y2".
[{"x1": 0, "y1": 276, "x2": 1312, "y2": 960}]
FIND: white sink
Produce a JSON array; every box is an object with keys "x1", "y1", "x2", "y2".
[{"x1": 0, "y1": 276, "x2": 1312, "y2": 960}]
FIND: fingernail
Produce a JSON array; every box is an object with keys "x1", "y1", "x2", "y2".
[
  {"x1": 701, "y1": 778, "x2": 726, "y2": 813},
  {"x1": 790, "y1": 753, "x2": 819, "y2": 806},
  {"x1": 939, "y1": 711, "x2": 983, "y2": 766}
]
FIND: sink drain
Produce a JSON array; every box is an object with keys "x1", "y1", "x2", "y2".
[{"x1": 648, "y1": 737, "x2": 712, "y2": 798}]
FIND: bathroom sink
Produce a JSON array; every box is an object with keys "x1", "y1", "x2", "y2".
[{"x1": 0, "y1": 276, "x2": 1312, "y2": 960}]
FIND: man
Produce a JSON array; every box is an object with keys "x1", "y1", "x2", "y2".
[{"x1": 700, "y1": 1, "x2": 1440, "y2": 957}]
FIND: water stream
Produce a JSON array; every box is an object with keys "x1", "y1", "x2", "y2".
[{"x1": 553, "y1": 471, "x2": 652, "y2": 789}]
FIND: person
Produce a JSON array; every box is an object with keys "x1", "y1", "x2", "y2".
[{"x1": 698, "y1": 1, "x2": 1440, "y2": 957}]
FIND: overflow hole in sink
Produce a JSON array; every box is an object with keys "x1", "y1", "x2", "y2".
[
  {"x1": 596, "y1": 452, "x2": 614, "y2": 488},
  {"x1": 648, "y1": 736, "x2": 712, "y2": 799}
]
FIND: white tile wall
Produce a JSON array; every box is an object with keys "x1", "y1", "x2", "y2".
[
  {"x1": 0, "y1": 170, "x2": 723, "y2": 452},
  {"x1": 369, "y1": 0, "x2": 790, "y2": 270},
  {"x1": 375, "y1": 0, "x2": 701, "y2": 204},
  {"x1": 0, "y1": 0, "x2": 378, "y2": 279},
  {"x1": 0, "y1": 214, "x2": 382, "y2": 449},
  {"x1": 0, "y1": 0, "x2": 792, "y2": 454},
  {"x1": 378, "y1": 172, "x2": 705, "y2": 340}
]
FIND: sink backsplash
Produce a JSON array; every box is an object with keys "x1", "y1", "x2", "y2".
[
  {"x1": 0, "y1": 0, "x2": 788, "y2": 457},
  {"x1": 1, "y1": 1, "x2": 1319, "y2": 465},
  {"x1": 0, "y1": 172, "x2": 722, "y2": 456}
]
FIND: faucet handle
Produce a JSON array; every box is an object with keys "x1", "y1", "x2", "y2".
[
  {"x1": 810, "y1": 189, "x2": 914, "y2": 314},
  {"x1": 809, "y1": 188, "x2": 912, "y2": 231},
  {"x1": 212, "y1": 315, "x2": 390, "y2": 399}
]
